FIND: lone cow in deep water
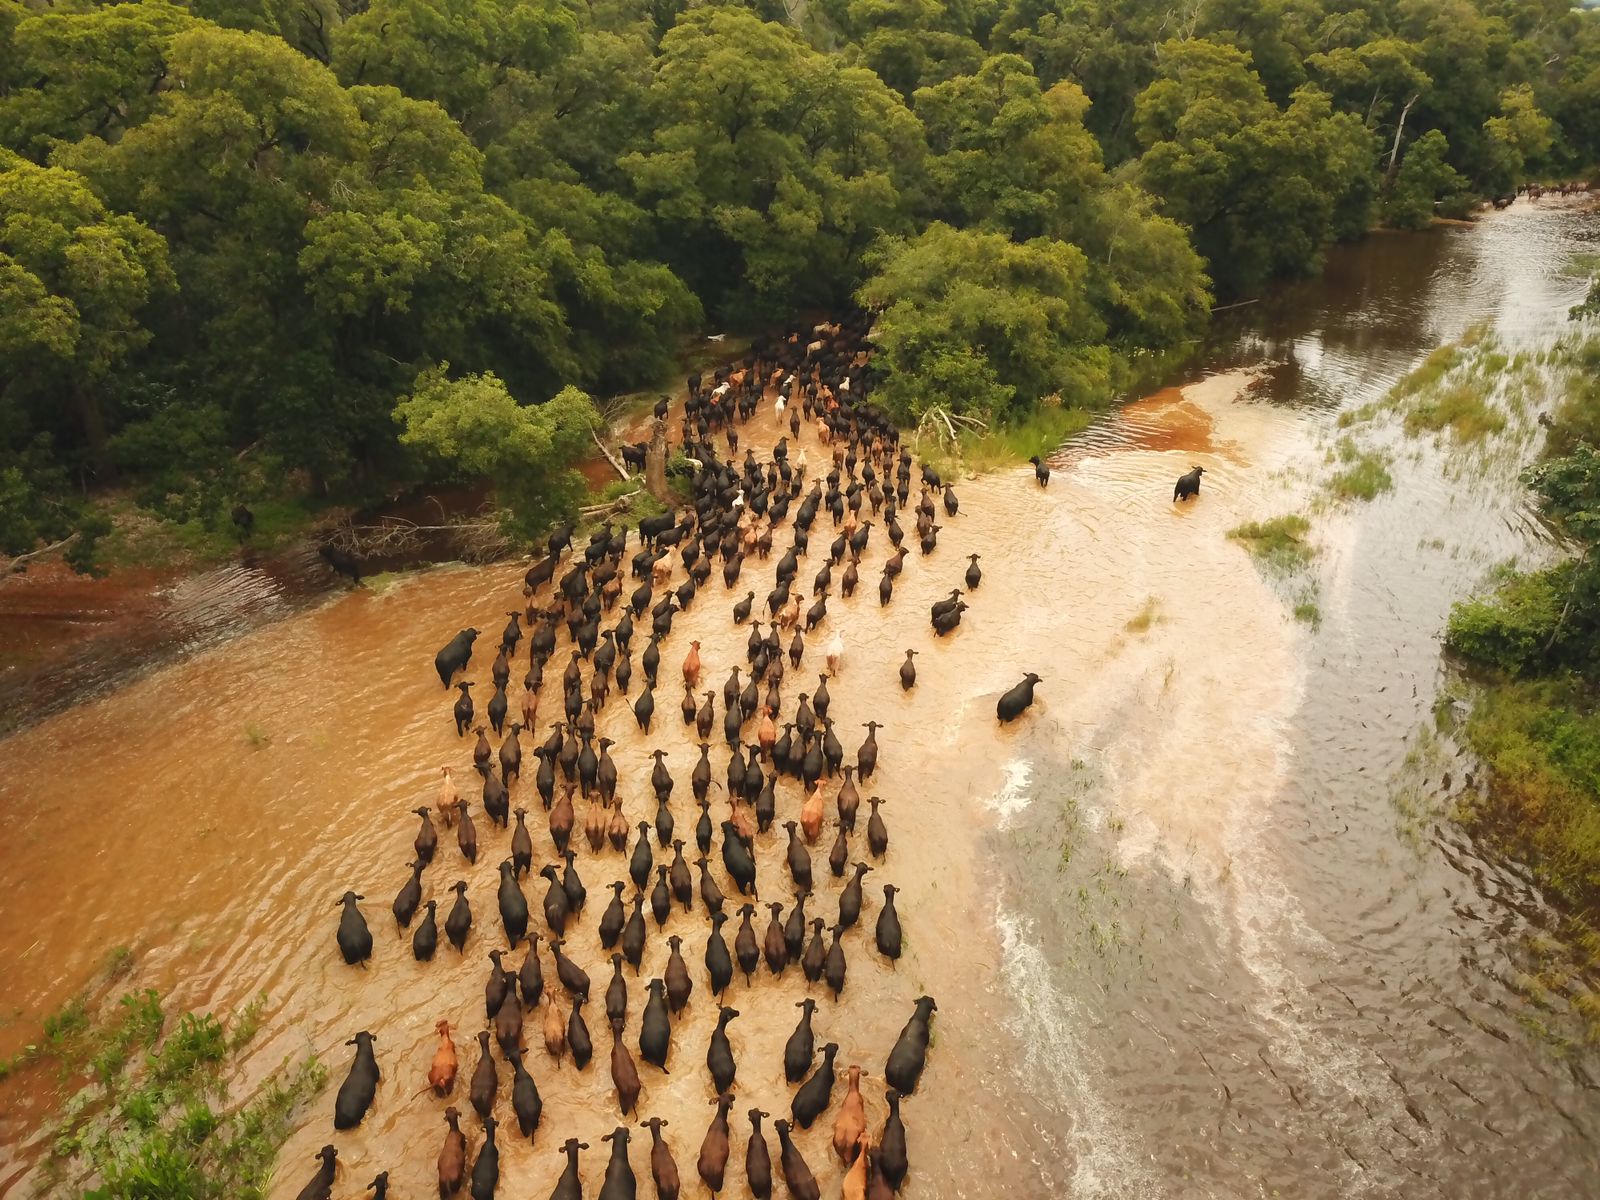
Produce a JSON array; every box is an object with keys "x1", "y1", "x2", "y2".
[{"x1": 1174, "y1": 466, "x2": 1205, "y2": 502}]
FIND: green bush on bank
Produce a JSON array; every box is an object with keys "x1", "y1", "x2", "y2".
[
  {"x1": 1445, "y1": 318, "x2": 1600, "y2": 922},
  {"x1": 1446, "y1": 561, "x2": 1575, "y2": 674}
]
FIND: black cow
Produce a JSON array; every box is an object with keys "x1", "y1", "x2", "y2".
[
  {"x1": 333, "y1": 1031, "x2": 380, "y2": 1130},
  {"x1": 435, "y1": 628, "x2": 480, "y2": 688},
  {"x1": 1174, "y1": 466, "x2": 1206, "y2": 502},
  {"x1": 318, "y1": 543, "x2": 361, "y2": 583}
]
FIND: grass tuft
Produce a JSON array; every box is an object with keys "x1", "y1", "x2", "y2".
[
  {"x1": 1124, "y1": 597, "x2": 1162, "y2": 633},
  {"x1": 1393, "y1": 344, "x2": 1463, "y2": 398},
  {"x1": 917, "y1": 406, "x2": 1096, "y2": 477},
  {"x1": 1326, "y1": 438, "x2": 1395, "y2": 501},
  {"x1": 1404, "y1": 381, "x2": 1508, "y2": 442},
  {"x1": 19, "y1": 989, "x2": 323, "y2": 1199},
  {"x1": 1459, "y1": 678, "x2": 1600, "y2": 909},
  {"x1": 1228, "y1": 514, "x2": 1316, "y2": 572}
]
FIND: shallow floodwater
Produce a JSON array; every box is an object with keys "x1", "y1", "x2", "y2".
[{"x1": 2, "y1": 200, "x2": 1599, "y2": 1199}]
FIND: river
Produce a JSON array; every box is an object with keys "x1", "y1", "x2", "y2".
[{"x1": 1, "y1": 200, "x2": 1597, "y2": 1199}]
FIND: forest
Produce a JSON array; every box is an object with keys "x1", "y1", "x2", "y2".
[{"x1": 2, "y1": 0, "x2": 1597, "y2": 566}]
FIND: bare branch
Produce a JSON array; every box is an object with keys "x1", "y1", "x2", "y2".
[
  {"x1": 591, "y1": 428, "x2": 631, "y2": 481},
  {"x1": 1, "y1": 532, "x2": 81, "y2": 578}
]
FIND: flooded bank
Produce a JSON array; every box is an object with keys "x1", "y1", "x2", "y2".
[
  {"x1": 0, "y1": 484, "x2": 500, "y2": 738},
  {"x1": 3, "y1": 200, "x2": 1600, "y2": 1199}
]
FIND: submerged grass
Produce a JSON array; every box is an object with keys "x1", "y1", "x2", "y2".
[
  {"x1": 1293, "y1": 597, "x2": 1322, "y2": 627},
  {"x1": 1227, "y1": 514, "x2": 1316, "y2": 572},
  {"x1": 1404, "y1": 380, "x2": 1508, "y2": 442},
  {"x1": 1325, "y1": 438, "x2": 1395, "y2": 501},
  {"x1": 1455, "y1": 677, "x2": 1600, "y2": 906},
  {"x1": 1393, "y1": 343, "x2": 1464, "y2": 398},
  {"x1": 1447, "y1": 675, "x2": 1600, "y2": 1041},
  {"x1": 1124, "y1": 597, "x2": 1161, "y2": 633}
]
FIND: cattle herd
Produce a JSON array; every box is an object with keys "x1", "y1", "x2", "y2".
[{"x1": 294, "y1": 312, "x2": 1056, "y2": 1200}]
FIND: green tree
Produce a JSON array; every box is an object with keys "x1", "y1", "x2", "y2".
[
  {"x1": 330, "y1": 0, "x2": 579, "y2": 130},
  {"x1": 857, "y1": 222, "x2": 1109, "y2": 421},
  {"x1": 1385, "y1": 128, "x2": 1465, "y2": 228},
  {"x1": 0, "y1": 1, "x2": 196, "y2": 160},
  {"x1": 912, "y1": 55, "x2": 1209, "y2": 346},
  {"x1": 992, "y1": 0, "x2": 1167, "y2": 162},
  {"x1": 1482, "y1": 83, "x2": 1555, "y2": 191},
  {"x1": 914, "y1": 56, "x2": 1102, "y2": 240},
  {"x1": 1072, "y1": 178, "x2": 1211, "y2": 348},
  {"x1": 394, "y1": 367, "x2": 598, "y2": 536},
  {"x1": 1135, "y1": 39, "x2": 1378, "y2": 294},
  {"x1": 0, "y1": 150, "x2": 174, "y2": 475},
  {"x1": 844, "y1": 0, "x2": 988, "y2": 96},
  {"x1": 623, "y1": 6, "x2": 922, "y2": 316}
]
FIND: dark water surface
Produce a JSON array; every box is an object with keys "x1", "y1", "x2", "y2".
[{"x1": 1, "y1": 201, "x2": 1597, "y2": 1199}]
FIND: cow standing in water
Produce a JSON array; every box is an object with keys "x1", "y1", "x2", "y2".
[{"x1": 1174, "y1": 466, "x2": 1206, "y2": 502}]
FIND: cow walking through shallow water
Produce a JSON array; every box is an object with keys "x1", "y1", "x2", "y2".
[{"x1": 1174, "y1": 465, "x2": 1206, "y2": 502}]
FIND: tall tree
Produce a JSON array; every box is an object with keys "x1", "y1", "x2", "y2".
[
  {"x1": 857, "y1": 222, "x2": 1109, "y2": 421},
  {"x1": 622, "y1": 6, "x2": 923, "y2": 316},
  {"x1": 0, "y1": 151, "x2": 174, "y2": 475}
]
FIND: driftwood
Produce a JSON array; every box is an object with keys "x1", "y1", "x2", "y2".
[
  {"x1": 591, "y1": 428, "x2": 631, "y2": 481},
  {"x1": 911, "y1": 405, "x2": 987, "y2": 455},
  {"x1": 579, "y1": 490, "x2": 642, "y2": 519},
  {"x1": 324, "y1": 516, "x2": 511, "y2": 563},
  {"x1": 1, "y1": 532, "x2": 81, "y2": 578}
]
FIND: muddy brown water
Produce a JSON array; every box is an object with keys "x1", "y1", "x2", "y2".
[{"x1": 3, "y1": 199, "x2": 1600, "y2": 1199}]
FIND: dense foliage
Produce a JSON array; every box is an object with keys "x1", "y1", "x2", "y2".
[
  {"x1": 1445, "y1": 327, "x2": 1600, "y2": 913},
  {"x1": 1, "y1": 0, "x2": 1596, "y2": 564},
  {"x1": 1446, "y1": 438, "x2": 1600, "y2": 681}
]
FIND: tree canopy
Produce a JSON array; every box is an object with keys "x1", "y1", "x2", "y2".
[{"x1": 0, "y1": 0, "x2": 1595, "y2": 565}]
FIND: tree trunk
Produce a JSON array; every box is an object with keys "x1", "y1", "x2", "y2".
[
  {"x1": 645, "y1": 417, "x2": 670, "y2": 505},
  {"x1": 74, "y1": 385, "x2": 115, "y2": 482},
  {"x1": 1384, "y1": 93, "x2": 1420, "y2": 189}
]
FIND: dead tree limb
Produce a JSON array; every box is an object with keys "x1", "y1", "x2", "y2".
[
  {"x1": 1, "y1": 533, "x2": 81, "y2": 577},
  {"x1": 591, "y1": 428, "x2": 631, "y2": 481}
]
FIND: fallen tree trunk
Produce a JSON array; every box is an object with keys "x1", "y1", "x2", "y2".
[
  {"x1": 1, "y1": 532, "x2": 81, "y2": 578},
  {"x1": 592, "y1": 428, "x2": 631, "y2": 481}
]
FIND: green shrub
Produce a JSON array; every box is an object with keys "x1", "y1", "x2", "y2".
[
  {"x1": 9, "y1": 988, "x2": 321, "y2": 1200},
  {"x1": 1326, "y1": 440, "x2": 1394, "y2": 500},
  {"x1": 1445, "y1": 562, "x2": 1572, "y2": 673}
]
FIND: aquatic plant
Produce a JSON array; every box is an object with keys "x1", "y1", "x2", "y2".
[
  {"x1": 1227, "y1": 514, "x2": 1316, "y2": 572},
  {"x1": 1326, "y1": 439, "x2": 1395, "y2": 501},
  {"x1": 1404, "y1": 381, "x2": 1508, "y2": 442},
  {"x1": 1124, "y1": 597, "x2": 1162, "y2": 633}
]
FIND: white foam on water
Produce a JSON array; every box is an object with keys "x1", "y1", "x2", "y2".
[
  {"x1": 985, "y1": 757, "x2": 1034, "y2": 828},
  {"x1": 995, "y1": 906, "x2": 1164, "y2": 1200}
]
